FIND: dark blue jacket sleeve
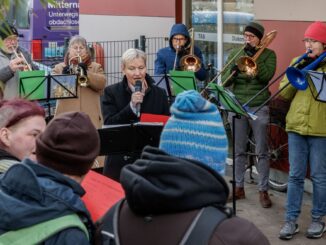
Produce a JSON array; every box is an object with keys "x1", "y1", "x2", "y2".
[
  {"x1": 194, "y1": 46, "x2": 207, "y2": 81},
  {"x1": 154, "y1": 49, "x2": 167, "y2": 75}
]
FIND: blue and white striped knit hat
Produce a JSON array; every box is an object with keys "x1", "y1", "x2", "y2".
[{"x1": 159, "y1": 90, "x2": 228, "y2": 175}]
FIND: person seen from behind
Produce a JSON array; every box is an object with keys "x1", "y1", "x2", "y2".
[{"x1": 97, "y1": 90, "x2": 270, "y2": 245}]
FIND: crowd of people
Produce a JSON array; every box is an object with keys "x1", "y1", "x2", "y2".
[{"x1": 0, "y1": 17, "x2": 326, "y2": 244}]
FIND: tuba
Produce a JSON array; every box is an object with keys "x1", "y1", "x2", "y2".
[
  {"x1": 179, "y1": 28, "x2": 202, "y2": 72},
  {"x1": 68, "y1": 54, "x2": 89, "y2": 87}
]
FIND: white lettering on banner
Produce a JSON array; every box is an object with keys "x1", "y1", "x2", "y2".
[
  {"x1": 48, "y1": 11, "x2": 79, "y2": 18},
  {"x1": 48, "y1": 1, "x2": 79, "y2": 9},
  {"x1": 195, "y1": 32, "x2": 244, "y2": 44}
]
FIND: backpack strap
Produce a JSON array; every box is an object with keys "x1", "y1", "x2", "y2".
[
  {"x1": 0, "y1": 213, "x2": 89, "y2": 245},
  {"x1": 180, "y1": 206, "x2": 228, "y2": 245},
  {"x1": 99, "y1": 198, "x2": 125, "y2": 245}
]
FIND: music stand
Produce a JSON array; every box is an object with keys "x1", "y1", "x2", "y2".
[
  {"x1": 169, "y1": 70, "x2": 197, "y2": 96},
  {"x1": 207, "y1": 83, "x2": 254, "y2": 214},
  {"x1": 19, "y1": 72, "x2": 78, "y2": 120},
  {"x1": 98, "y1": 122, "x2": 164, "y2": 156},
  {"x1": 19, "y1": 70, "x2": 46, "y2": 100},
  {"x1": 152, "y1": 74, "x2": 174, "y2": 104},
  {"x1": 307, "y1": 71, "x2": 326, "y2": 103},
  {"x1": 98, "y1": 122, "x2": 164, "y2": 181}
]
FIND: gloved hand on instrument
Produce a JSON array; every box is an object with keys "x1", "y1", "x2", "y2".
[
  {"x1": 78, "y1": 62, "x2": 88, "y2": 76},
  {"x1": 231, "y1": 64, "x2": 240, "y2": 77},
  {"x1": 62, "y1": 65, "x2": 71, "y2": 74}
]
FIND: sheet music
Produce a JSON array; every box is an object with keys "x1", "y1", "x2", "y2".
[{"x1": 307, "y1": 71, "x2": 326, "y2": 102}]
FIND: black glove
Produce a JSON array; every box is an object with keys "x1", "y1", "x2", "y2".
[
  {"x1": 244, "y1": 44, "x2": 257, "y2": 57},
  {"x1": 231, "y1": 64, "x2": 240, "y2": 77},
  {"x1": 62, "y1": 65, "x2": 70, "y2": 74},
  {"x1": 78, "y1": 62, "x2": 88, "y2": 76}
]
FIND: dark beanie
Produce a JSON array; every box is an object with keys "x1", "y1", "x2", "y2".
[
  {"x1": 36, "y1": 112, "x2": 100, "y2": 176},
  {"x1": 244, "y1": 21, "x2": 265, "y2": 40},
  {"x1": 0, "y1": 21, "x2": 18, "y2": 40}
]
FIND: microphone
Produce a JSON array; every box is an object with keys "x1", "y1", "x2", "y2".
[{"x1": 134, "y1": 80, "x2": 142, "y2": 117}]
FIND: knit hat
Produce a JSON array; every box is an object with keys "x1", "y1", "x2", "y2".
[
  {"x1": 159, "y1": 90, "x2": 228, "y2": 175},
  {"x1": 36, "y1": 112, "x2": 100, "y2": 176},
  {"x1": 0, "y1": 99, "x2": 45, "y2": 128},
  {"x1": 0, "y1": 21, "x2": 18, "y2": 40},
  {"x1": 244, "y1": 21, "x2": 265, "y2": 40},
  {"x1": 304, "y1": 21, "x2": 326, "y2": 44}
]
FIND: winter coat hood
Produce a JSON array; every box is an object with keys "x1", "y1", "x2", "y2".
[
  {"x1": 120, "y1": 146, "x2": 229, "y2": 215},
  {"x1": 169, "y1": 24, "x2": 191, "y2": 49},
  {"x1": 0, "y1": 159, "x2": 91, "y2": 232}
]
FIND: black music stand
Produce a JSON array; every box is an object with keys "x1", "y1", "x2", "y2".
[
  {"x1": 152, "y1": 74, "x2": 174, "y2": 104},
  {"x1": 19, "y1": 73, "x2": 78, "y2": 120},
  {"x1": 307, "y1": 71, "x2": 326, "y2": 103},
  {"x1": 98, "y1": 123, "x2": 164, "y2": 181},
  {"x1": 207, "y1": 83, "x2": 254, "y2": 214}
]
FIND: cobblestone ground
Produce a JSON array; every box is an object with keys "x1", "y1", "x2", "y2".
[{"x1": 225, "y1": 166, "x2": 326, "y2": 245}]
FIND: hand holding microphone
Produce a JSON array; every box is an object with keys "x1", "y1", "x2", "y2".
[{"x1": 132, "y1": 80, "x2": 143, "y2": 117}]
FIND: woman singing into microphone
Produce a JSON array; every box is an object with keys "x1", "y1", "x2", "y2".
[{"x1": 101, "y1": 48, "x2": 170, "y2": 181}]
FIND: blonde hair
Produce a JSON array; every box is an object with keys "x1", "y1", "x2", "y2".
[{"x1": 121, "y1": 48, "x2": 147, "y2": 68}]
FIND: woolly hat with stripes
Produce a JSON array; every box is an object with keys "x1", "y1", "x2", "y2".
[{"x1": 159, "y1": 90, "x2": 228, "y2": 175}]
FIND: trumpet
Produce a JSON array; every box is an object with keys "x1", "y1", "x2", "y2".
[
  {"x1": 68, "y1": 54, "x2": 89, "y2": 87},
  {"x1": 11, "y1": 47, "x2": 32, "y2": 71}
]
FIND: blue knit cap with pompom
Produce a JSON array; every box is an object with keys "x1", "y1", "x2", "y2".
[{"x1": 159, "y1": 90, "x2": 228, "y2": 175}]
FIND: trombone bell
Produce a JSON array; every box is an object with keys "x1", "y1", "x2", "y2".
[
  {"x1": 285, "y1": 67, "x2": 308, "y2": 90},
  {"x1": 179, "y1": 28, "x2": 202, "y2": 72}
]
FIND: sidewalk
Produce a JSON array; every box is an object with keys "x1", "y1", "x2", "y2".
[{"x1": 224, "y1": 166, "x2": 326, "y2": 245}]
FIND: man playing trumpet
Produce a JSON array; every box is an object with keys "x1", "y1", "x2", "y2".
[{"x1": 0, "y1": 21, "x2": 37, "y2": 100}]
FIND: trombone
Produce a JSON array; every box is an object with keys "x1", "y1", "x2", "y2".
[
  {"x1": 201, "y1": 30, "x2": 277, "y2": 99},
  {"x1": 179, "y1": 28, "x2": 202, "y2": 72},
  {"x1": 244, "y1": 50, "x2": 326, "y2": 114},
  {"x1": 11, "y1": 46, "x2": 32, "y2": 71},
  {"x1": 222, "y1": 30, "x2": 277, "y2": 87}
]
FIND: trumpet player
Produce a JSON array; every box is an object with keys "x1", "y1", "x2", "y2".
[
  {"x1": 0, "y1": 21, "x2": 36, "y2": 100},
  {"x1": 52, "y1": 35, "x2": 106, "y2": 129},
  {"x1": 222, "y1": 21, "x2": 276, "y2": 208}
]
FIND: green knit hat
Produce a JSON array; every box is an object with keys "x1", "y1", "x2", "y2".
[{"x1": 244, "y1": 21, "x2": 265, "y2": 40}]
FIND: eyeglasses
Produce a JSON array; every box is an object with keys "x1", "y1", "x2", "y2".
[
  {"x1": 243, "y1": 33, "x2": 256, "y2": 39},
  {"x1": 173, "y1": 37, "x2": 186, "y2": 42},
  {"x1": 303, "y1": 39, "x2": 318, "y2": 44}
]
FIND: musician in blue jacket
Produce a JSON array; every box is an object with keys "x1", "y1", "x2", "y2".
[{"x1": 154, "y1": 23, "x2": 207, "y2": 81}]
